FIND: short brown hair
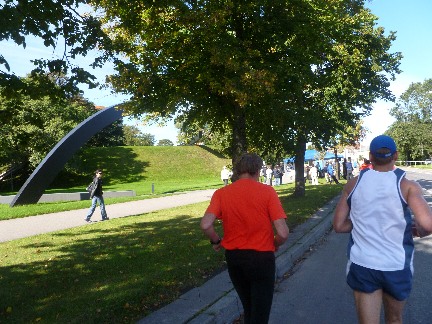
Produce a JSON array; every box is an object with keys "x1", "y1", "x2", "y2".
[{"x1": 234, "y1": 153, "x2": 263, "y2": 176}]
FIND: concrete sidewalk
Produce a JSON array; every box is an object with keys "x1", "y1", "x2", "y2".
[
  {"x1": 0, "y1": 189, "x2": 216, "y2": 243},
  {"x1": 139, "y1": 194, "x2": 340, "y2": 324}
]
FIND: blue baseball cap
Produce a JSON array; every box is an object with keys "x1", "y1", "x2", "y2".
[{"x1": 369, "y1": 135, "x2": 397, "y2": 158}]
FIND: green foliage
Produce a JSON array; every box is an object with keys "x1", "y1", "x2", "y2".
[
  {"x1": 387, "y1": 79, "x2": 432, "y2": 160},
  {"x1": 1, "y1": 0, "x2": 401, "y2": 198},
  {"x1": 0, "y1": 0, "x2": 113, "y2": 96},
  {"x1": 0, "y1": 75, "x2": 96, "y2": 169},
  {"x1": 390, "y1": 79, "x2": 432, "y2": 122},
  {"x1": 123, "y1": 125, "x2": 155, "y2": 146},
  {"x1": 93, "y1": 0, "x2": 400, "y2": 174},
  {"x1": 176, "y1": 120, "x2": 232, "y2": 156},
  {"x1": 0, "y1": 74, "x2": 127, "y2": 189},
  {"x1": 86, "y1": 119, "x2": 125, "y2": 147},
  {"x1": 157, "y1": 139, "x2": 174, "y2": 146}
]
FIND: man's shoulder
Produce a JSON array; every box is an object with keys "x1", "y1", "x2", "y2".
[
  {"x1": 400, "y1": 175, "x2": 418, "y2": 189},
  {"x1": 344, "y1": 176, "x2": 358, "y2": 193}
]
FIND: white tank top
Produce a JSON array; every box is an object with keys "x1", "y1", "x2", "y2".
[{"x1": 347, "y1": 168, "x2": 414, "y2": 271}]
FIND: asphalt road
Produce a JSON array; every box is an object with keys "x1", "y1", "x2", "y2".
[{"x1": 268, "y1": 167, "x2": 432, "y2": 324}]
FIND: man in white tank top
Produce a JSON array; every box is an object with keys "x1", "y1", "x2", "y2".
[{"x1": 333, "y1": 135, "x2": 432, "y2": 324}]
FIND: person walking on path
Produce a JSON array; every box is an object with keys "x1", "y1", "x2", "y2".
[
  {"x1": 333, "y1": 135, "x2": 432, "y2": 324},
  {"x1": 200, "y1": 153, "x2": 289, "y2": 324},
  {"x1": 85, "y1": 169, "x2": 109, "y2": 222}
]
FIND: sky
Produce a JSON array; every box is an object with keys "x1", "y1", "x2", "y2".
[
  {"x1": 1, "y1": 0, "x2": 432, "y2": 147},
  {"x1": 362, "y1": 0, "x2": 432, "y2": 147}
]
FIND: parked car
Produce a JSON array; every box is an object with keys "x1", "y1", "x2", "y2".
[{"x1": 425, "y1": 159, "x2": 432, "y2": 165}]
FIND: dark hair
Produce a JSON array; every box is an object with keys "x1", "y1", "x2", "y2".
[
  {"x1": 95, "y1": 169, "x2": 103, "y2": 174},
  {"x1": 234, "y1": 153, "x2": 263, "y2": 176}
]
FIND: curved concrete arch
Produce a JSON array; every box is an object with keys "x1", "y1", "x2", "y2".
[{"x1": 10, "y1": 105, "x2": 123, "y2": 207}]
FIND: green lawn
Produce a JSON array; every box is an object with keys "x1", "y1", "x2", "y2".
[
  {"x1": 1, "y1": 145, "x2": 230, "y2": 220},
  {"x1": 1, "y1": 146, "x2": 344, "y2": 322},
  {"x1": 0, "y1": 181, "x2": 342, "y2": 323}
]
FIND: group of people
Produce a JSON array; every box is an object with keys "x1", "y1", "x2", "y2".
[
  {"x1": 307, "y1": 157, "x2": 371, "y2": 186},
  {"x1": 223, "y1": 163, "x2": 286, "y2": 187},
  {"x1": 261, "y1": 164, "x2": 284, "y2": 186},
  {"x1": 305, "y1": 161, "x2": 339, "y2": 185},
  {"x1": 202, "y1": 135, "x2": 432, "y2": 324}
]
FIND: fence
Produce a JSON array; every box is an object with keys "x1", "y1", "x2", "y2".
[{"x1": 395, "y1": 160, "x2": 432, "y2": 166}]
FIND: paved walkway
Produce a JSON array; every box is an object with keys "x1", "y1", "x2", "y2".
[{"x1": 0, "y1": 189, "x2": 216, "y2": 243}]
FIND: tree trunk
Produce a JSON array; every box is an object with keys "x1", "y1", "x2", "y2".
[
  {"x1": 293, "y1": 140, "x2": 306, "y2": 197},
  {"x1": 230, "y1": 103, "x2": 248, "y2": 181}
]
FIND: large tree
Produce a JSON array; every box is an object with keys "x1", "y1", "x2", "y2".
[{"x1": 92, "y1": 0, "x2": 400, "y2": 193}]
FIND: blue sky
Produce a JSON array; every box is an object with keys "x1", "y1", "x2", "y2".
[
  {"x1": 1, "y1": 0, "x2": 431, "y2": 146},
  {"x1": 363, "y1": 0, "x2": 432, "y2": 146}
]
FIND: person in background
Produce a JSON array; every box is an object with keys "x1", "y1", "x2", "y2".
[
  {"x1": 342, "y1": 158, "x2": 348, "y2": 180},
  {"x1": 260, "y1": 165, "x2": 266, "y2": 183},
  {"x1": 304, "y1": 165, "x2": 311, "y2": 184},
  {"x1": 273, "y1": 165, "x2": 281, "y2": 186},
  {"x1": 278, "y1": 163, "x2": 284, "y2": 185},
  {"x1": 327, "y1": 162, "x2": 339, "y2": 184},
  {"x1": 265, "y1": 164, "x2": 273, "y2": 186},
  {"x1": 200, "y1": 153, "x2": 289, "y2": 324},
  {"x1": 221, "y1": 166, "x2": 231, "y2": 186},
  {"x1": 310, "y1": 164, "x2": 319, "y2": 185},
  {"x1": 85, "y1": 169, "x2": 109, "y2": 222},
  {"x1": 346, "y1": 157, "x2": 354, "y2": 180},
  {"x1": 360, "y1": 158, "x2": 372, "y2": 170},
  {"x1": 333, "y1": 135, "x2": 432, "y2": 324}
]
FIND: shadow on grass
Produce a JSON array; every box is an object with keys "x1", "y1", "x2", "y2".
[
  {"x1": 195, "y1": 145, "x2": 228, "y2": 159},
  {"x1": 0, "y1": 214, "x2": 225, "y2": 323},
  {"x1": 52, "y1": 147, "x2": 150, "y2": 190},
  {"x1": 83, "y1": 147, "x2": 150, "y2": 185}
]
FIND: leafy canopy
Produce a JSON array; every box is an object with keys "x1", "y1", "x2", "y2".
[
  {"x1": 92, "y1": 1, "x2": 400, "y2": 160},
  {"x1": 387, "y1": 79, "x2": 432, "y2": 161},
  {"x1": 0, "y1": 0, "x2": 113, "y2": 97}
]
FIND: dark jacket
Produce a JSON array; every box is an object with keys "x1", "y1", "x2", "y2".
[{"x1": 90, "y1": 177, "x2": 103, "y2": 198}]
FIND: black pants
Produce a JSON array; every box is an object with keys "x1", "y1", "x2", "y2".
[{"x1": 225, "y1": 249, "x2": 275, "y2": 324}]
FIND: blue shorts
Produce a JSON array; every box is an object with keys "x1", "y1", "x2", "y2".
[{"x1": 346, "y1": 262, "x2": 412, "y2": 301}]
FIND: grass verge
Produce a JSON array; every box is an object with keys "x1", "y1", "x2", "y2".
[
  {"x1": 0, "y1": 182, "x2": 342, "y2": 323},
  {"x1": 0, "y1": 179, "x2": 222, "y2": 221}
]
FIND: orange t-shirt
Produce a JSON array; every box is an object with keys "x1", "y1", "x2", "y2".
[{"x1": 205, "y1": 178, "x2": 287, "y2": 251}]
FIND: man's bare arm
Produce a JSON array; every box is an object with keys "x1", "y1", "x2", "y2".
[
  {"x1": 405, "y1": 180, "x2": 432, "y2": 237},
  {"x1": 333, "y1": 180, "x2": 355, "y2": 233}
]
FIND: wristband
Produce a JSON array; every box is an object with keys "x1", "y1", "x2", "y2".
[{"x1": 210, "y1": 238, "x2": 221, "y2": 245}]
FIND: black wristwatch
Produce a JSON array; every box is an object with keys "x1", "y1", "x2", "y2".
[{"x1": 210, "y1": 238, "x2": 221, "y2": 245}]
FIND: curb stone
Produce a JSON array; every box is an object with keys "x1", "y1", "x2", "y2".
[{"x1": 138, "y1": 194, "x2": 340, "y2": 324}]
